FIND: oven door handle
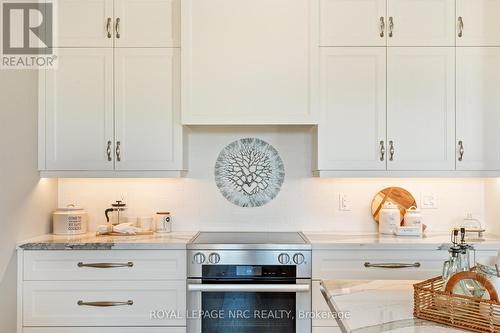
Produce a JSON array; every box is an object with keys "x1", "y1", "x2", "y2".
[{"x1": 187, "y1": 284, "x2": 310, "y2": 293}]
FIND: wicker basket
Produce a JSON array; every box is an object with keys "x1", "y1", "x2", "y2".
[{"x1": 414, "y1": 273, "x2": 500, "y2": 332}]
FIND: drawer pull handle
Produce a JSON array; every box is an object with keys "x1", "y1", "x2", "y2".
[
  {"x1": 77, "y1": 300, "x2": 133, "y2": 307},
  {"x1": 77, "y1": 262, "x2": 134, "y2": 268},
  {"x1": 364, "y1": 262, "x2": 421, "y2": 269}
]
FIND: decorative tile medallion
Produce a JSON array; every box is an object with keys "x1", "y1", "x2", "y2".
[{"x1": 214, "y1": 138, "x2": 285, "y2": 207}]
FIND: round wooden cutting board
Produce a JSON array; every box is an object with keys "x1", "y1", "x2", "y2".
[{"x1": 371, "y1": 187, "x2": 417, "y2": 225}]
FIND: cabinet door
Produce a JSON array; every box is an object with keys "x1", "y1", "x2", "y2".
[
  {"x1": 182, "y1": 0, "x2": 318, "y2": 124},
  {"x1": 457, "y1": 0, "x2": 500, "y2": 46},
  {"x1": 318, "y1": 47, "x2": 386, "y2": 170},
  {"x1": 54, "y1": 0, "x2": 113, "y2": 47},
  {"x1": 456, "y1": 48, "x2": 500, "y2": 170},
  {"x1": 114, "y1": 0, "x2": 180, "y2": 47},
  {"x1": 114, "y1": 48, "x2": 182, "y2": 171},
  {"x1": 320, "y1": 0, "x2": 386, "y2": 46},
  {"x1": 42, "y1": 48, "x2": 114, "y2": 170},
  {"x1": 387, "y1": 47, "x2": 455, "y2": 171},
  {"x1": 387, "y1": 0, "x2": 455, "y2": 46}
]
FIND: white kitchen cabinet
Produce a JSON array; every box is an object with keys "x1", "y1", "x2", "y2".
[
  {"x1": 24, "y1": 250, "x2": 186, "y2": 280},
  {"x1": 456, "y1": 48, "x2": 500, "y2": 170},
  {"x1": 182, "y1": 0, "x2": 319, "y2": 124},
  {"x1": 387, "y1": 0, "x2": 455, "y2": 46},
  {"x1": 54, "y1": 0, "x2": 179, "y2": 47},
  {"x1": 41, "y1": 48, "x2": 114, "y2": 171},
  {"x1": 318, "y1": 47, "x2": 387, "y2": 170},
  {"x1": 457, "y1": 0, "x2": 500, "y2": 46},
  {"x1": 114, "y1": 0, "x2": 180, "y2": 47},
  {"x1": 114, "y1": 48, "x2": 182, "y2": 170},
  {"x1": 23, "y1": 280, "x2": 186, "y2": 326},
  {"x1": 54, "y1": 0, "x2": 113, "y2": 47},
  {"x1": 313, "y1": 249, "x2": 448, "y2": 280},
  {"x1": 387, "y1": 47, "x2": 455, "y2": 171},
  {"x1": 19, "y1": 249, "x2": 187, "y2": 332},
  {"x1": 320, "y1": 0, "x2": 386, "y2": 46},
  {"x1": 40, "y1": 48, "x2": 184, "y2": 174}
]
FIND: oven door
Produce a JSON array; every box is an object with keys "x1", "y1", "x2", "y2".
[{"x1": 187, "y1": 278, "x2": 311, "y2": 333}]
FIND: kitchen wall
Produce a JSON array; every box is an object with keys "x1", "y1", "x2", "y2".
[
  {"x1": 485, "y1": 179, "x2": 500, "y2": 235},
  {"x1": 59, "y1": 126, "x2": 490, "y2": 233},
  {"x1": 0, "y1": 70, "x2": 58, "y2": 333}
]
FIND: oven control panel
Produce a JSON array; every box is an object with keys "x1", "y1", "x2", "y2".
[{"x1": 187, "y1": 250, "x2": 312, "y2": 279}]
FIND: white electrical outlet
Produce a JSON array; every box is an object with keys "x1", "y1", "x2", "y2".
[
  {"x1": 421, "y1": 193, "x2": 438, "y2": 209},
  {"x1": 339, "y1": 194, "x2": 351, "y2": 211}
]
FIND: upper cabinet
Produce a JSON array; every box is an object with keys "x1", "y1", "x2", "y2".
[
  {"x1": 181, "y1": 0, "x2": 319, "y2": 125},
  {"x1": 387, "y1": 0, "x2": 455, "y2": 46},
  {"x1": 114, "y1": 0, "x2": 180, "y2": 47},
  {"x1": 319, "y1": 0, "x2": 455, "y2": 47},
  {"x1": 318, "y1": 47, "x2": 387, "y2": 170},
  {"x1": 387, "y1": 47, "x2": 455, "y2": 171},
  {"x1": 457, "y1": 0, "x2": 500, "y2": 46},
  {"x1": 53, "y1": 0, "x2": 113, "y2": 47},
  {"x1": 39, "y1": 0, "x2": 183, "y2": 177},
  {"x1": 41, "y1": 48, "x2": 114, "y2": 171},
  {"x1": 456, "y1": 47, "x2": 500, "y2": 170},
  {"x1": 320, "y1": 0, "x2": 386, "y2": 46},
  {"x1": 114, "y1": 48, "x2": 182, "y2": 171},
  {"x1": 53, "y1": 0, "x2": 179, "y2": 48}
]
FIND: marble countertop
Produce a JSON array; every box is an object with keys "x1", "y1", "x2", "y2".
[
  {"x1": 320, "y1": 279, "x2": 468, "y2": 333},
  {"x1": 305, "y1": 232, "x2": 500, "y2": 250},
  {"x1": 18, "y1": 231, "x2": 500, "y2": 251},
  {"x1": 17, "y1": 232, "x2": 197, "y2": 250}
]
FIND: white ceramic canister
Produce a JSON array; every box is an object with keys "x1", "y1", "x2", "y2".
[
  {"x1": 53, "y1": 205, "x2": 88, "y2": 235},
  {"x1": 404, "y1": 206, "x2": 423, "y2": 232},
  {"x1": 155, "y1": 212, "x2": 172, "y2": 233},
  {"x1": 379, "y1": 202, "x2": 400, "y2": 235}
]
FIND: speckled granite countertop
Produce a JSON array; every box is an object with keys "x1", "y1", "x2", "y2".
[
  {"x1": 17, "y1": 232, "x2": 197, "y2": 250},
  {"x1": 320, "y1": 279, "x2": 468, "y2": 333},
  {"x1": 305, "y1": 232, "x2": 500, "y2": 250}
]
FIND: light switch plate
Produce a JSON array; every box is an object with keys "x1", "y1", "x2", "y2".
[
  {"x1": 421, "y1": 193, "x2": 438, "y2": 209},
  {"x1": 339, "y1": 194, "x2": 351, "y2": 211}
]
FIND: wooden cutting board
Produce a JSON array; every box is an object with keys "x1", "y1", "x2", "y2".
[{"x1": 371, "y1": 187, "x2": 417, "y2": 225}]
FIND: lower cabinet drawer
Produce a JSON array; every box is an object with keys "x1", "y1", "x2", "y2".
[
  {"x1": 24, "y1": 328, "x2": 186, "y2": 333},
  {"x1": 23, "y1": 250, "x2": 186, "y2": 281},
  {"x1": 23, "y1": 281, "x2": 186, "y2": 327},
  {"x1": 313, "y1": 249, "x2": 449, "y2": 280}
]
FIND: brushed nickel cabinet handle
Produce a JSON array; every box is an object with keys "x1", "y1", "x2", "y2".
[
  {"x1": 388, "y1": 16, "x2": 394, "y2": 37},
  {"x1": 116, "y1": 141, "x2": 121, "y2": 162},
  {"x1": 364, "y1": 262, "x2": 421, "y2": 269},
  {"x1": 379, "y1": 17, "x2": 385, "y2": 38},
  {"x1": 458, "y1": 140, "x2": 464, "y2": 161},
  {"x1": 106, "y1": 141, "x2": 112, "y2": 161},
  {"x1": 389, "y1": 140, "x2": 395, "y2": 161},
  {"x1": 115, "y1": 17, "x2": 121, "y2": 39},
  {"x1": 78, "y1": 300, "x2": 133, "y2": 307},
  {"x1": 379, "y1": 141, "x2": 385, "y2": 161},
  {"x1": 458, "y1": 16, "x2": 464, "y2": 38},
  {"x1": 106, "y1": 17, "x2": 112, "y2": 38},
  {"x1": 77, "y1": 262, "x2": 133, "y2": 268}
]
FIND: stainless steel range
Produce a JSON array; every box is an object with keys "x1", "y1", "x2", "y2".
[{"x1": 187, "y1": 232, "x2": 312, "y2": 333}]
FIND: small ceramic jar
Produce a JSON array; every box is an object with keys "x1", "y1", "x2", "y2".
[
  {"x1": 155, "y1": 212, "x2": 171, "y2": 233},
  {"x1": 53, "y1": 205, "x2": 88, "y2": 235},
  {"x1": 379, "y1": 202, "x2": 400, "y2": 235},
  {"x1": 404, "y1": 206, "x2": 423, "y2": 232}
]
